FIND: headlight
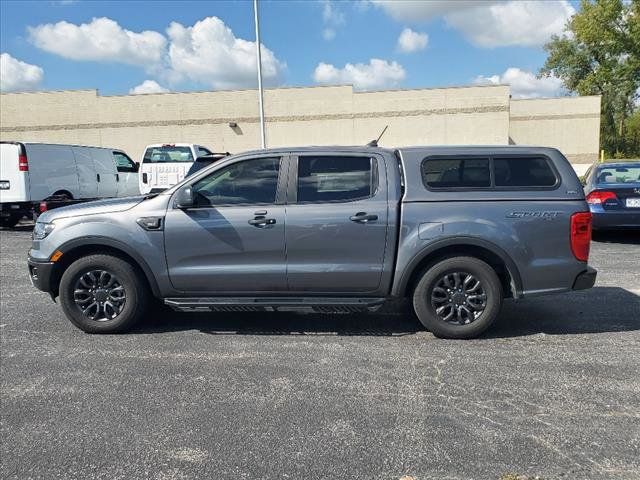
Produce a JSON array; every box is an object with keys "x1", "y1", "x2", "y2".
[{"x1": 33, "y1": 222, "x2": 55, "y2": 240}]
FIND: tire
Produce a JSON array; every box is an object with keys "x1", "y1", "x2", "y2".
[
  {"x1": 59, "y1": 254, "x2": 149, "y2": 333},
  {"x1": 412, "y1": 256, "x2": 503, "y2": 339},
  {"x1": 0, "y1": 214, "x2": 21, "y2": 228}
]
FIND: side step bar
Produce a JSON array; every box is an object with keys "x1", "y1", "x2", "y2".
[{"x1": 164, "y1": 297, "x2": 386, "y2": 313}]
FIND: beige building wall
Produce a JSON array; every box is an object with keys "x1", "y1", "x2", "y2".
[
  {"x1": 509, "y1": 96, "x2": 601, "y2": 168},
  {"x1": 0, "y1": 84, "x2": 599, "y2": 168}
]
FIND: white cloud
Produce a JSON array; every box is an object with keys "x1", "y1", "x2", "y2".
[
  {"x1": 371, "y1": 0, "x2": 574, "y2": 47},
  {"x1": 313, "y1": 58, "x2": 405, "y2": 91},
  {"x1": 0, "y1": 53, "x2": 44, "y2": 92},
  {"x1": 28, "y1": 17, "x2": 166, "y2": 66},
  {"x1": 397, "y1": 28, "x2": 428, "y2": 53},
  {"x1": 27, "y1": 16, "x2": 285, "y2": 91},
  {"x1": 321, "y1": 0, "x2": 345, "y2": 41},
  {"x1": 371, "y1": 0, "x2": 490, "y2": 21},
  {"x1": 166, "y1": 16, "x2": 285, "y2": 89},
  {"x1": 323, "y1": 28, "x2": 336, "y2": 41},
  {"x1": 129, "y1": 80, "x2": 170, "y2": 95},
  {"x1": 473, "y1": 67, "x2": 564, "y2": 98}
]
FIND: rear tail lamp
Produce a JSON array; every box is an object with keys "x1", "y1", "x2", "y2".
[
  {"x1": 570, "y1": 212, "x2": 592, "y2": 262},
  {"x1": 39, "y1": 202, "x2": 48, "y2": 213},
  {"x1": 18, "y1": 154, "x2": 29, "y2": 172},
  {"x1": 586, "y1": 190, "x2": 617, "y2": 204}
]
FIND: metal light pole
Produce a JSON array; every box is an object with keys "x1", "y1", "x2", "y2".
[{"x1": 254, "y1": 0, "x2": 266, "y2": 149}]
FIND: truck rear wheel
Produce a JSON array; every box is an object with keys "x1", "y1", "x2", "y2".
[
  {"x1": 0, "y1": 214, "x2": 21, "y2": 228},
  {"x1": 412, "y1": 256, "x2": 503, "y2": 339},
  {"x1": 59, "y1": 254, "x2": 149, "y2": 334}
]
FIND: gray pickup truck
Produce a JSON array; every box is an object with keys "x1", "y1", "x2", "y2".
[{"x1": 27, "y1": 146, "x2": 596, "y2": 338}]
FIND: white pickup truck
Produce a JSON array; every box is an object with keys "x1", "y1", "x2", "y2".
[{"x1": 138, "y1": 143, "x2": 213, "y2": 195}]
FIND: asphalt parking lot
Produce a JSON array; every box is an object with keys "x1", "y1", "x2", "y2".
[{"x1": 1, "y1": 226, "x2": 639, "y2": 480}]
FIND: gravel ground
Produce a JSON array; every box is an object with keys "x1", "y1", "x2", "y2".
[{"x1": 1, "y1": 226, "x2": 639, "y2": 480}]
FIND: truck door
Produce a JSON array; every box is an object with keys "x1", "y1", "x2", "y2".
[
  {"x1": 90, "y1": 148, "x2": 118, "y2": 198},
  {"x1": 112, "y1": 151, "x2": 140, "y2": 197},
  {"x1": 164, "y1": 155, "x2": 288, "y2": 293},
  {"x1": 285, "y1": 153, "x2": 389, "y2": 294},
  {"x1": 70, "y1": 147, "x2": 98, "y2": 199}
]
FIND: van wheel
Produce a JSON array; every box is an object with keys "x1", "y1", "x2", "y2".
[
  {"x1": 0, "y1": 214, "x2": 21, "y2": 228},
  {"x1": 412, "y1": 256, "x2": 503, "y2": 339},
  {"x1": 59, "y1": 254, "x2": 149, "y2": 333}
]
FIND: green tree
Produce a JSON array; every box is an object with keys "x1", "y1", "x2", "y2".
[{"x1": 541, "y1": 0, "x2": 640, "y2": 158}]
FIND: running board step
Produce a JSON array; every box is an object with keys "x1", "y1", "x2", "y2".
[{"x1": 164, "y1": 297, "x2": 386, "y2": 313}]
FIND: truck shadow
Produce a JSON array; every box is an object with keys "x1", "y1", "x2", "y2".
[{"x1": 134, "y1": 287, "x2": 639, "y2": 338}]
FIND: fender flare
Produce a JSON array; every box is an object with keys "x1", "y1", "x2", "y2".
[
  {"x1": 57, "y1": 236, "x2": 162, "y2": 298},
  {"x1": 394, "y1": 236, "x2": 523, "y2": 297}
]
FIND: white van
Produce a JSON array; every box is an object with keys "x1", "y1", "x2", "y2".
[
  {"x1": 139, "y1": 143, "x2": 213, "y2": 194},
  {"x1": 0, "y1": 142, "x2": 139, "y2": 227}
]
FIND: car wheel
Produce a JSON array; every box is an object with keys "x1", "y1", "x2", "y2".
[
  {"x1": 412, "y1": 256, "x2": 503, "y2": 339},
  {"x1": 0, "y1": 214, "x2": 21, "y2": 228},
  {"x1": 59, "y1": 254, "x2": 149, "y2": 333}
]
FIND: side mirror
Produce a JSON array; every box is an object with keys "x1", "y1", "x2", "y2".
[{"x1": 175, "y1": 186, "x2": 195, "y2": 209}]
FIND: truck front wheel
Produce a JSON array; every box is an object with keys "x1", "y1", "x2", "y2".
[
  {"x1": 59, "y1": 254, "x2": 149, "y2": 333},
  {"x1": 412, "y1": 256, "x2": 503, "y2": 339}
]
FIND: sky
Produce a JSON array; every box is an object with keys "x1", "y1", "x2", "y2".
[{"x1": 0, "y1": 0, "x2": 578, "y2": 98}]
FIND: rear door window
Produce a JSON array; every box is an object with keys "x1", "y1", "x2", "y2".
[
  {"x1": 143, "y1": 146, "x2": 194, "y2": 163},
  {"x1": 422, "y1": 158, "x2": 490, "y2": 189},
  {"x1": 494, "y1": 157, "x2": 557, "y2": 187},
  {"x1": 297, "y1": 156, "x2": 376, "y2": 203}
]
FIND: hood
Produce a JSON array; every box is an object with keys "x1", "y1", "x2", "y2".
[{"x1": 38, "y1": 196, "x2": 145, "y2": 223}]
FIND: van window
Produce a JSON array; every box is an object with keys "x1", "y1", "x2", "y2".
[
  {"x1": 113, "y1": 152, "x2": 137, "y2": 173},
  {"x1": 422, "y1": 158, "x2": 490, "y2": 188},
  {"x1": 297, "y1": 156, "x2": 375, "y2": 203},
  {"x1": 494, "y1": 157, "x2": 557, "y2": 187},
  {"x1": 143, "y1": 146, "x2": 194, "y2": 163}
]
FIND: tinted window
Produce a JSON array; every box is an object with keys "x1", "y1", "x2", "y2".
[
  {"x1": 143, "y1": 146, "x2": 193, "y2": 163},
  {"x1": 297, "y1": 156, "x2": 375, "y2": 203},
  {"x1": 192, "y1": 157, "x2": 280, "y2": 206},
  {"x1": 422, "y1": 158, "x2": 490, "y2": 188},
  {"x1": 113, "y1": 152, "x2": 137, "y2": 172},
  {"x1": 494, "y1": 157, "x2": 557, "y2": 187}
]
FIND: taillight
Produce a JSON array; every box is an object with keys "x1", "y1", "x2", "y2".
[
  {"x1": 586, "y1": 190, "x2": 617, "y2": 204},
  {"x1": 39, "y1": 201, "x2": 48, "y2": 213},
  {"x1": 570, "y1": 212, "x2": 592, "y2": 262},
  {"x1": 18, "y1": 154, "x2": 29, "y2": 172}
]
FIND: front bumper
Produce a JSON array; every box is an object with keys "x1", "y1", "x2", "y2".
[
  {"x1": 27, "y1": 257, "x2": 56, "y2": 294},
  {"x1": 572, "y1": 266, "x2": 597, "y2": 291}
]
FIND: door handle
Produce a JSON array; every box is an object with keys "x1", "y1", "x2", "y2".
[
  {"x1": 96, "y1": 173, "x2": 101, "y2": 182},
  {"x1": 248, "y1": 216, "x2": 276, "y2": 227},
  {"x1": 142, "y1": 173, "x2": 148, "y2": 184},
  {"x1": 116, "y1": 173, "x2": 120, "y2": 182},
  {"x1": 349, "y1": 212, "x2": 378, "y2": 223}
]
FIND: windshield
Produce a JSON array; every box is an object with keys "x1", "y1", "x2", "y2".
[
  {"x1": 596, "y1": 165, "x2": 640, "y2": 184},
  {"x1": 143, "y1": 146, "x2": 194, "y2": 163}
]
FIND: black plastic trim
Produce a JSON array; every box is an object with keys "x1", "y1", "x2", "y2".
[
  {"x1": 572, "y1": 266, "x2": 597, "y2": 290},
  {"x1": 27, "y1": 257, "x2": 55, "y2": 294},
  {"x1": 394, "y1": 236, "x2": 524, "y2": 298},
  {"x1": 56, "y1": 237, "x2": 162, "y2": 298}
]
